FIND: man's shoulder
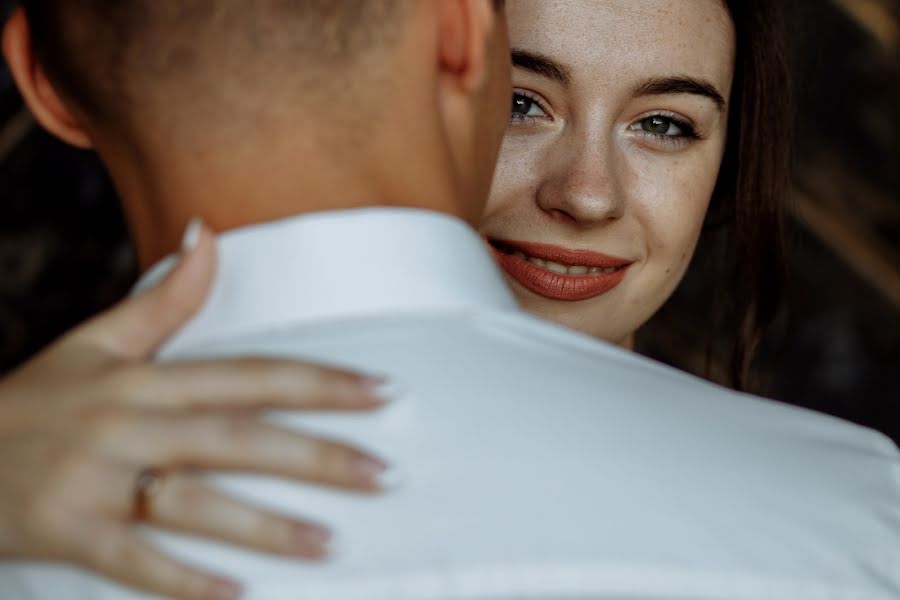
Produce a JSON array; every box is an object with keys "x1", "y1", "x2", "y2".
[
  {"x1": 161, "y1": 310, "x2": 900, "y2": 595},
  {"x1": 485, "y1": 311, "x2": 898, "y2": 448},
  {"x1": 181, "y1": 307, "x2": 896, "y2": 460}
]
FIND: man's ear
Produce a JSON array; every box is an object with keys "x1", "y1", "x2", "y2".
[
  {"x1": 2, "y1": 7, "x2": 93, "y2": 149},
  {"x1": 437, "y1": 0, "x2": 497, "y2": 94}
]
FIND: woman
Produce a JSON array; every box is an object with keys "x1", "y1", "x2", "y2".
[
  {"x1": 486, "y1": 0, "x2": 788, "y2": 389},
  {"x1": 0, "y1": 0, "x2": 790, "y2": 598}
]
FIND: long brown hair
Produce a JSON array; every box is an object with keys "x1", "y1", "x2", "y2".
[{"x1": 707, "y1": 0, "x2": 792, "y2": 390}]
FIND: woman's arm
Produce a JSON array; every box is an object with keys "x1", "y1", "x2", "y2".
[{"x1": 0, "y1": 225, "x2": 391, "y2": 600}]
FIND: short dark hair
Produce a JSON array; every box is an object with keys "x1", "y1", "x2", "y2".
[{"x1": 23, "y1": 1, "x2": 406, "y2": 132}]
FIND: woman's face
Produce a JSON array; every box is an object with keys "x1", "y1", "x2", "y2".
[{"x1": 481, "y1": 0, "x2": 736, "y2": 347}]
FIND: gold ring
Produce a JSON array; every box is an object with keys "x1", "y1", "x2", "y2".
[{"x1": 132, "y1": 467, "x2": 165, "y2": 522}]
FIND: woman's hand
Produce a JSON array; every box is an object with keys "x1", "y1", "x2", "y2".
[{"x1": 0, "y1": 223, "x2": 391, "y2": 600}]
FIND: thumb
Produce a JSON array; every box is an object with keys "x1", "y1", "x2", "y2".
[{"x1": 73, "y1": 220, "x2": 217, "y2": 360}]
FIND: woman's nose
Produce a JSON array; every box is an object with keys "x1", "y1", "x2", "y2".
[{"x1": 535, "y1": 140, "x2": 626, "y2": 226}]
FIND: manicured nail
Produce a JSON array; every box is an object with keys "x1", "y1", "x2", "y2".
[
  {"x1": 181, "y1": 217, "x2": 204, "y2": 253},
  {"x1": 375, "y1": 464, "x2": 405, "y2": 490},
  {"x1": 354, "y1": 456, "x2": 404, "y2": 490},
  {"x1": 297, "y1": 523, "x2": 332, "y2": 551},
  {"x1": 209, "y1": 579, "x2": 242, "y2": 600},
  {"x1": 321, "y1": 534, "x2": 341, "y2": 561},
  {"x1": 363, "y1": 377, "x2": 404, "y2": 404}
]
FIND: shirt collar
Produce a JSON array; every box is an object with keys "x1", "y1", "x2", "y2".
[{"x1": 136, "y1": 208, "x2": 519, "y2": 354}]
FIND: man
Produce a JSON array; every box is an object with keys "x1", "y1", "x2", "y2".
[{"x1": 3, "y1": 1, "x2": 899, "y2": 599}]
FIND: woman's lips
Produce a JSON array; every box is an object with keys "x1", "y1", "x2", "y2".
[{"x1": 489, "y1": 239, "x2": 632, "y2": 302}]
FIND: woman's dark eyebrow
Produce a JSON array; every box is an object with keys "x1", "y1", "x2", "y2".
[
  {"x1": 511, "y1": 49, "x2": 572, "y2": 86},
  {"x1": 633, "y1": 76, "x2": 727, "y2": 110}
]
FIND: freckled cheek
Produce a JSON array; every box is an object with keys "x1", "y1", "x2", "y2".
[
  {"x1": 484, "y1": 135, "x2": 551, "y2": 220},
  {"x1": 627, "y1": 155, "x2": 717, "y2": 277}
]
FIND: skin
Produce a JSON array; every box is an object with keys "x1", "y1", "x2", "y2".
[
  {"x1": 0, "y1": 227, "x2": 395, "y2": 600},
  {"x1": 481, "y1": 0, "x2": 736, "y2": 348},
  {"x1": 1, "y1": 1, "x2": 511, "y2": 599},
  {"x1": 0, "y1": 1, "x2": 738, "y2": 598},
  {"x1": 5, "y1": 2, "x2": 510, "y2": 269}
]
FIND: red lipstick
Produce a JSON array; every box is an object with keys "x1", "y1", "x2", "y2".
[{"x1": 489, "y1": 239, "x2": 632, "y2": 302}]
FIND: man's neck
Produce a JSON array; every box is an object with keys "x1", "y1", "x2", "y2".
[{"x1": 108, "y1": 122, "x2": 467, "y2": 270}]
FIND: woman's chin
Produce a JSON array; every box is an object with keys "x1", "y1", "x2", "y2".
[{"x1": 508, "y1": 287, "x2": 637, "y2": 351}]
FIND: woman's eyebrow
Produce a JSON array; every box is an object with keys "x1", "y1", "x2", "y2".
[
  {"x1": 511, "y1": 49, "x2": 572, "y2": 86},
  {"x1": 632, "y1": 76, "x2": 727, "y2": 110}
]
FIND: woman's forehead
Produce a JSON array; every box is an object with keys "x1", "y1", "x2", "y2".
[{"x1": 506, "y1": 0, "x2": 735, "y2": 91}]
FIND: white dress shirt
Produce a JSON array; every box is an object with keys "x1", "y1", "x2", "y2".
[{"x1": 3, "y1": 208, "x2": 899, "y2": 600}]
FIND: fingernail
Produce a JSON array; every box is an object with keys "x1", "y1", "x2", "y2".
[
  {"x1": 298, "y1": 523, "x2": 332, "y2": 550},
  {"x1": 181, "y1": 217, "x2": 204, "y2": 253},
  {"x1": 375, "y1": 463, "x2": 405, "y2": 490},
  {"x1": 209, "y1": 579, "x2": 242, "y2": 600},
  {"x1": 363, "y1": 377, "x2": 404, "y2": 404},
  {"x1": 322, "y1": 534, "x2": 341, "y2": 561},
  {"x1": 354, "y1": 456, "x2": 404, "y2": 490}
]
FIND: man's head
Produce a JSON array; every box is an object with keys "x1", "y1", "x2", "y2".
[
  {"x1": 4, "y1": 0, "x2": 511, "y2": 265},
  {"x1": 20, "y1": 1, "x2": 429, "y2": 143}
]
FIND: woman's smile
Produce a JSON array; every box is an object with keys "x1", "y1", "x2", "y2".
[
  {"x1": 488, "y1": 239, "x2": 632, "y2": 301},
  {"x1": 481, "y1": 0, "x2": 734, "y2": 346}
]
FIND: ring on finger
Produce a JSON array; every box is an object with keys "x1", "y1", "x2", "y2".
[{"x1": 132, "y1": 467, "x2": 167, "y2": 522}]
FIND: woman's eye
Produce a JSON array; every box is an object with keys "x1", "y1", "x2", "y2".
[
  {"x1": 511, "y1": 93, "x2": 547, "y2": 120},
  {"x1": 633, "y1": 115, "x2": 684, "y2": 136}
]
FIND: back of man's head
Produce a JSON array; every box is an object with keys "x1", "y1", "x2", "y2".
[
  {"x1": 7, "y1": 0, "x2": 510, "y2": 266},
  {"x1": 22, "y1": 0, "x2": 406, "y2": 145}
]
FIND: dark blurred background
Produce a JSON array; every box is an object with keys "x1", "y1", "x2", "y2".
[{"x1": 1, "y1": 2, "x2": 899, "y2": 444}]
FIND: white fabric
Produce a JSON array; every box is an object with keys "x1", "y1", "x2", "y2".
[{"x1": 3, "y1": 208, "x2": 899, "y2": 600}]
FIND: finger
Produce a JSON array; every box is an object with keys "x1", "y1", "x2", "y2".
[
  {"x1": 98, "y1": 415, "x2": 390, "y2": 492},
  {"x1": 77, "y1": 521, "x2": 242, "y2": 600},
  {"x1": 71, "y1": 220, "x2": 216, "y2": 360},
  {"x1": 106, "y1": 358, "x2": 389, "y2": 411},
  {"x1": 149, "y1": 474, "x2": 331, "y2": 559}
]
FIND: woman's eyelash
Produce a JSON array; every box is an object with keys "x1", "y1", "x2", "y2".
[
  {"x1": 509, "y1": 95, "x2": 703, "y2": 150},
  {"x1": 669, "y1": 117, "x2": 699, "y2": 138},
  {"x1": 510, "y1": 90, "x2": 551, "y2": 123},
  {"x1": 648, "y1": 114, "x2": 700, "y2": 138},
  {"x1": 631, "y1": 113, "x2": 703, "y2": 150}
]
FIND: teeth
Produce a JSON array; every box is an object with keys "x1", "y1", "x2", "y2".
[
  {"x1": 544, "y1": 260, "x2": 569, "y2": 274},
  {"x1": 516, "y1": 252, "x2": 619, "y2": 276}
]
